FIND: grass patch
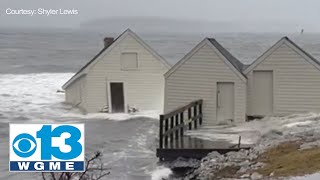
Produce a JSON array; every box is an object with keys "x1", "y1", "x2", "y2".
[{"x1": 257, "y1": 141, "x2": 320, "y2": 177}]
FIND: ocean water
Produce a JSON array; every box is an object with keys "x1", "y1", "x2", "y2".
[{"x1": 1, "y1": 28, "x2": 320, "y2": 179}]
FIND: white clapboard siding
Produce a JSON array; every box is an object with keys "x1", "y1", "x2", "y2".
[
  {"x1": 247, "y1": 43, "x2": 320, "y2": 116},
  {"x1": 84, "y1": 33, "x2": 168, "y2": 112},
  {"x1": 65, "y1": 75, "x2": 87, "y2": 111},
  {"x1": 165, "y1": 43, "x2": 246, "y2": 125}
]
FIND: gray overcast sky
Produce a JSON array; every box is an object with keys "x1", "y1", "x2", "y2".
[{"x1": 0, "y1": 0, "x2": 320, "y2": 31}]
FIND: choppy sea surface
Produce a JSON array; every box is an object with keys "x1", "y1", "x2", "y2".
[{"x1": 1, "y1": 28, "x2": 320, "y2": 179}]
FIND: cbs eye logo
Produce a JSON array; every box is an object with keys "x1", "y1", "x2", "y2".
[
  {"x1": 12, "y1": 133, "x2": 37, "y2": 158},
  {"x1": 9, "y1": 124, "x2": 85, "y2": 172}
]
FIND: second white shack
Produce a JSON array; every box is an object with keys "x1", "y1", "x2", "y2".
[{"x1": 164, "y1": 38, "x2": 247, "y2": 125}]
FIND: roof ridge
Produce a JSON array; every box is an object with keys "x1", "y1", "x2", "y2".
[
  {"x1": 284, "y1": 37, "x2": 320, "y2": 66},
  {"x1": 207, "y1": 38, "x2": 244, "y2": 72}
]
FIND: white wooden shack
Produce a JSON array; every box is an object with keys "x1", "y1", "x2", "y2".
[
  {"x1": 164, "y1": 38, "x2": 247, "y2": 125},
  {"x1": 62, "y1": 29, "x2": 171, "y2": 113},
  {"x1": 244, "y1": 37, "x2": 320, "y2": 117}
]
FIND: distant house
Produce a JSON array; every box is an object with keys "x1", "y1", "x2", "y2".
[
  {"x1": 164, "y1": 38, "x2": 247, "y2": 125},
  {"x1": 244, "y1": 37, "x2": 320, "y2": 117},
  {"x1": 62, "y1": 29, "x2": 171, "y2": 113}
]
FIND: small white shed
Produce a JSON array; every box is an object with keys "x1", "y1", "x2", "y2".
[
  {"x1": 164, "y1": 38, "x2": 247, "y2": 125},
  {"x1": 244, "y1": 37, "x2": 320, "y2": 116},
  {"x1": 62, "y1": 29, "x2": 171, "y2": 113}
]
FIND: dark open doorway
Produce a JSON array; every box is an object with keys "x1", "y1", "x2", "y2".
[{"x1": 110, "y1": 82, "x2": 125, "y2": 113}]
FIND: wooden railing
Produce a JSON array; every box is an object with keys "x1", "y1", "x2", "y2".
[{"x1": 159, "y1": 99, "x2": 203, "y2": 149}]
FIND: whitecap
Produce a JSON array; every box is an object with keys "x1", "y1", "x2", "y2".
[{"x1": 151, "y1": 166, "x2": 172, "y2": 180}]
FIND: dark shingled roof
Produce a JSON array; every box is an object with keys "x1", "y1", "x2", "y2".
[
  {"x1": 284, "y1": 36, "x2": 320, "y2": 67},
  {"x1": 207, "y1": 38, "x2": 244, "y2": 73}
]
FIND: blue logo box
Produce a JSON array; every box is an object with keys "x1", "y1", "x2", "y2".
[{"x1": 9, "y1": 124, "x2": 85, "y2": 172}]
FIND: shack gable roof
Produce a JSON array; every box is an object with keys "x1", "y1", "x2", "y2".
[
  {"x1": 164, "y1": 38, "x2": 246, "y2": 82},
  {"x1": 243, "y1": 36, "x2": 320, "y2": 74},
  {"x1": 62, "y1": 28, "x2": 171, "y2": 89}
]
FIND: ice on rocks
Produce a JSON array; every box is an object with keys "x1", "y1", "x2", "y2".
[
  {"x1": 169, "y1": 157, "x2": 200, "y2": 169},
  {"x1": 240, "y1": 174, "x2": 250, "y2": 178},
  {"x1": 251, "y1": 172, "x2": 263, "y2": 180},
  {"x1": 184, "y1": 113, "x2": 320, "y2": 179},
  {"x1": 300, "y1": 140, "x2": 320, "y2": 150}
]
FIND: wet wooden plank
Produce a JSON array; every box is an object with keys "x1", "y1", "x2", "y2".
[{"x1": 156, "y1": 136, "x2": 251, "y2": 160}]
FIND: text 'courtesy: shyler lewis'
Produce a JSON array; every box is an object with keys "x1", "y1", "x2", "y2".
[{"x1": 5, "y1": 8, "x2": 79, "y2": 16}]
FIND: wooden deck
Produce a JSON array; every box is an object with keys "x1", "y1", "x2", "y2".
[
  {"x1": 157, "y1": 136, "x2": 249, "y2": 160},
  {"x1": 157, "y1": 99, "x2": 250, "y2": 161}
]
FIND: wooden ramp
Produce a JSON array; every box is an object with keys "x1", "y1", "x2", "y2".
[{"x1": 156, "y1": 99, "x2": 250, "y2": 161}]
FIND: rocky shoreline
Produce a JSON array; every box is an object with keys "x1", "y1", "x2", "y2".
[{"x1": 165, "y1": 113, "x2": 320, "y2": 180}]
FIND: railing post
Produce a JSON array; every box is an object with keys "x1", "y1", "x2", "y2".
[
  {"x1": 180, "y1": 112, "x2": 184, "y2": 137},
  {"x1": 170, "y1": 117, "x2": 174, "y2": 146},
  {"x1": 175, "y1": 114, "x2": 179, "y2": 139},
  {"x1": 159, "y1": 115, "x2": 164, "y2": 149},
  {"x1": 199, "y1": 102, "x2": 203, "y2": 125},
  {"x1": 158, "y1": 99, "x2": 203, "y2": 152},
  {"x1": 164, "y1": 118, "x2": 168, "y2": 148},
  {"x1": 188, "y1": 108, "x2": 192, "y2": 130},
  {"x1": 194, "y1": 103, "x2": 198, "y2": 129}
]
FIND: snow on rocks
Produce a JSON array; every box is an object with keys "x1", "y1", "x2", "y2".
[
  {"x1": 250, "y1": 172, "x2": 263, "y2": 180},
  {"x1": 299, "y1": 140, "x2": 320, "y2": 150},
  {"x1": 168, "y1": 157, "x2": 200, "y2": 169},
  {"x1": 184, "y1": 113, "x2": 320, "y2": 180},
  {"x1": 185, "y1": 149, "x2": 265, "y2": 180}
]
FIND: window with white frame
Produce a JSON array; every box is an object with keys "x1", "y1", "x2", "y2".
[{"x1": 121, "y1": 52, "x2": 138, "y2": 70}]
